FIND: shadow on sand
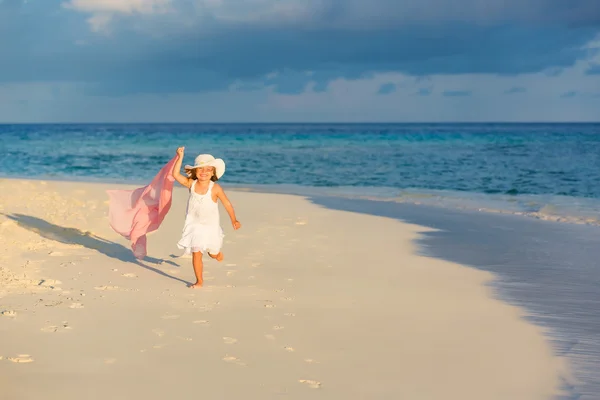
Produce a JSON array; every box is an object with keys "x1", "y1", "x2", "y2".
[{"x1": 3, "y1": 213, "x2": 190, "y2": 286}]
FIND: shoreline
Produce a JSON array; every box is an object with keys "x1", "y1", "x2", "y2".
[
  {"x1": 311, "y1": 195, "x2": 600, "y2": 399},
  {"x1": 2, "y1": 174, "x2": 599, "y2": 228},
  {"x1": 0, "y1": 178, "x2": 570, "y2": 399}
]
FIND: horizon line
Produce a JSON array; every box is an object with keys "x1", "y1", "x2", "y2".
[{"x1": 1, "y1": 121, "x2": 600, "y2": 125}]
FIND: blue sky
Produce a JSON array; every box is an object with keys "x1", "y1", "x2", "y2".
[{"x1": 1, "y1": 0, "x2": 599, "y2": 122}]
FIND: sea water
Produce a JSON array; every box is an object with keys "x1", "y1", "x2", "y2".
[{"x1": 1, "y1": 123, "x2": 599, "y2": 225}]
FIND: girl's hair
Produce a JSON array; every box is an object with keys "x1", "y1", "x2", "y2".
[{"x1": 186, "y1": 167, "x2": 218, "y2": 182}]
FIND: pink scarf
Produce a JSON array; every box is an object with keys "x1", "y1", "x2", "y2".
[{"x1": 107, "y1": 156, "x2": 177, "y2": 259}]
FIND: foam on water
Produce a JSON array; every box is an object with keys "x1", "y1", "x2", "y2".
[{"x1": 229, "y1": 184, "x2": 600, "y2": 227}]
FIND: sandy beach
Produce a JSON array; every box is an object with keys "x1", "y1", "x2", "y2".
[{"x1": 0, "y1": 178, "x2": 568, "y2": 400}]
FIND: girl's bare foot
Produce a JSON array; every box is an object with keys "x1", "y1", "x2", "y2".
[
  {"x1": 189, "y1": 281, "x2": 203, "y2": 288},
  {"x1": 209, "y1": 252, "x2": 224, "y2": 262}
]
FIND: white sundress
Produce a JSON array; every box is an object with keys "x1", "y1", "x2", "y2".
[{"x1": 177, "y1": 180, "x2": 224, "y2": 255}]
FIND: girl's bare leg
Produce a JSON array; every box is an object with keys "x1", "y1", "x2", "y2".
[
  {"x1": 208, "y1": 252, "x2": 224, "y2": 262},
  {"x1": 190, "y1": 251, "x2": 204, "y2": 288}
]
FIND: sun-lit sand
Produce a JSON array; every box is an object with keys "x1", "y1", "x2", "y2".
[{"x1": 0, "y1": 178, "x2": 569, "y2": 399}]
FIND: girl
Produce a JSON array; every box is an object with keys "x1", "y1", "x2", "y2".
[{"x1": 172, "y1": 146, "x2": 241, "y2": 288}]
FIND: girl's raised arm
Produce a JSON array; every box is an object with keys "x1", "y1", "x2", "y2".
[{"x1": 172, "y1": 147, "x2": 192, "y2": 188}]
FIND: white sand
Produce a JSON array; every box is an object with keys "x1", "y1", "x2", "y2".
[{"x1": 0, "y1": 178, "x2": 569, "y2": 399}]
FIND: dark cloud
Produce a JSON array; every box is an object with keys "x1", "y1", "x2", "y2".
[
  {"x1": 377, "y1": 83, "x2": 396, "y2": 95},
  {"x1": 586, "y1": 64, "x2": 600, "y2": 74},
  {"x1": 543, "y1": 67, "x2": 565, "y2": 77},
  {"x1": 0, "y1": 0, "x2": 599, "y2": 96}
]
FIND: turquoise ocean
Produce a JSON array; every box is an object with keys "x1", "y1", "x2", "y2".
[
  {"x1": 1, "y1": 123, "x2": 600, "y2": 399},
  {"x1": 1, "y1": 123, "x2": 600, "y2": 225}
]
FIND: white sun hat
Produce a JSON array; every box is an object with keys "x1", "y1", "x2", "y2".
[{"x1": 184, "y1": 154, "x2": 226, "y2": 179}]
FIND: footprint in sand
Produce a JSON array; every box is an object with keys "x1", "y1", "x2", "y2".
[
  {"x1": 257, "y1": 300, "x2": 277, "y2": 308},
  {"x1": 104, "y1": 358, "x2": 117, "y2": 365},
  {"x1": 284, "y1": 313, "x2": 296, "y2": 317},
  {"x1": 281, "y1": 297, "x2": 294, "y2": 301},
  {"x1": 284, "y1": 346, "x2": 295, "y2": 352},
  {"x1": 273, "y1": 325, "x2": 284, "y2": 330},
  {"x1": 94, "y1": 285, "x2": 119, "y2": 291},
  {"x1": 274, "y1": 289, "x2": 285, "y2": 293},
  {"x1": 122, "y1": 273, "x2": 137, "y2": 278},
  {"x1": 177, "y1": 336, "x2": 193, "y2": 342},
  {"x1": 69, "y1": 303, "x2": 84, "y2": 309},
  {"x1": 226, "y1": 271, "x2": 235, "y2": 276},
  {"x1": 8, "y1": 355, "x2": 34, "y2": 363},
  {"x1": 304, "y1": 359, "x2": 320, "y2": 364},
  {"x1": 152, "y1": 329, "x2": 165, "y2": 337},
  {"x1": 223, "y1": 356, "x2": 245, "y2": 366},
  {"x1": 225, "y1": 263, "x2": 237, "y2": 267},
  {"x1": 192, "y1": 320, "x2": 210, "y2": 325},
  {"x1": 40, "y1": 322, "x2": 67, "y2": 333},
  {"x1": 39, "y1": 279, "x2": 62, "y2": 287},
  {"x1": 251, "y1": 262, "x2": 261, "y2": 267},
  {"x1": 152, "y1": 344, "x2": 166, "y2": 349},
  {"x1": 161, "y1": 314, "x2": 180, "y2": 320},
  {"x1": 223, "y1": 337, "x2": 238, "y2": 344},
  {"x1": 44, "y1": 300, "x2": 63, "y2": 307},
  {"x1": 299, "y1": 380, "x2": 321, "y2": 389},
  {"x1": 1, "y1": 310, "x2": 16, "y2": 317}
]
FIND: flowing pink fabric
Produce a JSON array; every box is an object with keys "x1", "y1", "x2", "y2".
[{"x1": 107, "y1": 156, "x2": 178, "y2": 259}]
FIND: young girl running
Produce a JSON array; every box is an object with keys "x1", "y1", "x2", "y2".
[{"x1": 172, "y1": 147, "x2": 241, "y2": 288}]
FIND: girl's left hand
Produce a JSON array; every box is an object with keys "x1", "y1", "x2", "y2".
[{"x1": 232, "y1": 220, "x2": 242, "y2": 230}]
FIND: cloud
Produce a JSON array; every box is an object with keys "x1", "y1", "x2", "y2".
[
  {"x1": 2, "y1": 65, "x2": 599, "y2": 122},
  {"x1": 0, "y1": 0, "x2": 599, "y2": 99},
  {"x1": 505, "y1": 86, "x2": 527, "y2": 94},
  {"x1": 64, "y1": 0, "x2": 172, "y2": 15},
  {"x1": 63, "y1": 0, "x2": 173, "y2": 32},
  {"x1": 443, "y1": 90, "x2": 472, "y2": 97},
  {"x1": 586, "y1": 63, "x2": 600, "y2": 74},
  {"x1": 377, "y1": 83, "x2": 396, "y2": 95}
]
